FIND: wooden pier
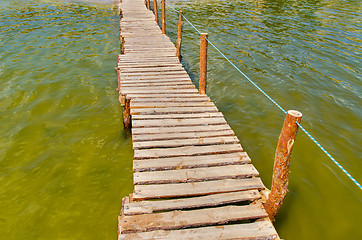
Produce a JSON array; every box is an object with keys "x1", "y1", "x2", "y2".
[{"x1": 116, "y1": 0, "x2": 280, "y2": 239}]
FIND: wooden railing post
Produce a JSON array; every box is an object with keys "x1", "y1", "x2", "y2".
[
  {"x1": 161, "y1": 0, "x2": 166, "y2": 34},
  {"x1": 147, "y1": 0, "x2": 150, "y2": 10},
  {"x1": 176, "y1": 10, "x2": 183, "y2": 62},
  {"x1": 119, "y1": 95, "x2": 131, "y2": 129},
  {"x1": 264, "y1": 110, "x2": 302, "y2": 221},
  {"x1": 154, "y1": 0, "x2": 158, "y2": 23},
  {"x1": 199, "y1": 33, "x2": 208, "y2": 94}
]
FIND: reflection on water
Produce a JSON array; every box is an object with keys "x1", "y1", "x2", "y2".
[{"x1": 0, "y1": 0, "x2": 361, "y2": 239}]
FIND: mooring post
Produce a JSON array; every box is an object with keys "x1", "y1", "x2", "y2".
[
  {"x1": 199, "y1": 33, "x2": 208, "y2": 94},
  {"x1": 161, "y1": 0, "x2": 166, "y2": 34},
  {"x1": 264, "y1": 110, "x2": 302, "y2": 221},
  {"x1": 119, "y1": 95, "x2": 131, "y2": 129},
  {"x1": 154, "y1": 0, "x2": 158, "y2": 23},
  {"x1": 147, "y1": 0, "x2": 150, "y2": 10},
  {"x1": 176, "y1": 10, "x2": 183, "y2": 62}
]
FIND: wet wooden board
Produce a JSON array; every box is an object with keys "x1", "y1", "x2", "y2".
[
  {"x1": 133, "y1": 152, "x2": 251, "y2": 172},
  {"x1": 123, "y1": 190, "x2": 261, "y2": 215},
  {"x1": 118, "y1": 221, "x2": 278, "y2": 239},
  {"x1": 119, "y1": 204, "x2": 267, "y2": 233}
]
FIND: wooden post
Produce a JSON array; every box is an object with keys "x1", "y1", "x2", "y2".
[
  {"x1": 147, "y1": 0, "x2": 150, "y2": 10},
  {"x1": 120, "y1": 36, "x2": 125, "y2": 54},
  {"x1": 119, "y1": 95, "x2": 131, "y2": 129},
  {"x1": 199, "y1": 33, "x2": 208, "y2": 94},
  {"x1": 176, "y1": 10, "x2": 183, "y2": 62},
  {"x1": 264, "y1": 110, "x2": 302, "y2": 221},
  {"x1": 154, "y1": 0, "x2": 158, "y2": 23},
  {"x1": 115, "y1": 67, "x2": 121, "y2": 91},
  {"x1": 161, "y1": 0, "x2": 166, "y2": 34}
]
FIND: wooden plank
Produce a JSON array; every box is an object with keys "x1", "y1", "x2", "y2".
[
  {"x1": 122, "y1": 89, "x2": 199, "y2": 95},
  {"x1": 134, "y1": 164, "x2": 259, "y2": 184},
  {"x1": 133, "y1": 152, "x2": 251, "y2": 172},
  {"x1": 118, "y1": 221, "x2": 278, "y2": 240},
  {"x1": 133, "y1": 136, "x2": 239, "y2": 149},
  {"x1": 123, "y1": 190, "x2": 261, "y2": 215},
  {"x1": 132, "y1": 112, "x2": 223, "y2": 120},
  {"x1": 120, "y1": 76, "x2": 191, "y2": 81},
  {"x1": 121, "y1": 85, "x2": 195, "y2": 91},
  {"x1": 126, "y1": 93, "x2": 202, "y2": 99},
  {"x1": 131, "y1": 106, "x2": 218, "y2": 115},
  {"x1": 133, "y1": 178, "x2": 265, "y2": 200},
  {"x1": 132, "y1": 124, "x2": 232, "y2": 135},
  {"x1": 132, "y1": 129, "x2": 234, "y2": 141},
  {"x1": 121, "y1": 82, "x2": 194, "y2": 87},
  {"x1": 131, "y1": 102, "x2": 214, "y2": 109},
  {"x1": 119, "y1": 66, "x2": 182, "y2": 72},
  {"x1": 134, "y1": 144, "x2": 243, "y2": 159},
  {"x1": 120, "y1": 71, "x2": 188, "y2": 77},
  {"x1": 119, "y1": 203, "x2": 268, "y2": 234}
]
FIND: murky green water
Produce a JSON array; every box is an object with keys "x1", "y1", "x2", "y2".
[{"x1": 0, "y1": 0, "x2": 361, "y2": 239}]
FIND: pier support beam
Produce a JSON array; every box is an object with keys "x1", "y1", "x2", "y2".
[
  {"x1": 176, "y1": 10, "x2": 183, "y2": 62},
  {"x1": 264, "y1": 110, "x2": 302, "y2": 221},
  {"x1": 162, "y1": 0, "x2": 166, "y2": 34},
  {"x1": 119, "y1": 95, "x2": 131, "y2": 129},
  {"x1": 199, "y1": 33, "x2": 208, "y2": 94}
]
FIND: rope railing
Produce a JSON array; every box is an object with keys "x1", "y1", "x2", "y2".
[{"x1": 164, "y1": 2, "x2": 361, "y2": 190}]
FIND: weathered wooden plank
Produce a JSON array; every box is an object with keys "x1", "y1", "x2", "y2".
[
  {"x1": 134, "y1": 164, "x2": 259, "y2": 184},
  {"x1": 123, "y1": 190, "x2": 261, "y2": 215},
  {"x1": 120, "y1": 76, "x2": 191, "y2": 81},
  {"x1": 118, "y1": 62, "x2": 181, "y2": 68},
  {"x1": 133, "y1": 178, "x2": 265, "y2": 200},
  {"x1": 132, "y1": 112, "x2": 223, "y2": 120},
  {"x1": 132, "y1": 124, "x2": 232, "y2": 135},
  {"x1": 131, "y1": 102, "x2": 214, "y2": 109},
  {"x1": 134, "y1": 144, "x2": 243, "y2": 159},
  {"x1": 120, "y1": 71, "x2": 188, "y2": 77},
  {"x1": 131, "y1": 106, "x2": 218, "y2": 115},
  {"x1": 118, "y1": 221, "x2": 278, "y2": 240},
  {"x1": 119, "y1": 66, "x2": 183, "y2": 72},
  {"x1": 125, "y1": 93, "x2": 202, "y2": 99},
  {"x1": 132, "y1": 129, "x2": 234, "y2": 141},
  {"x1": 121, "y1": 85, "x2": 195, "y2": 91},
  {"x1": 133, "y1": 136, "x2": 239, "y2": 149},
  {"x1": 133, "y1": 152, "x2": 251, "y2": 172},
  {"x1": 122, "y1": 89, "x2": 199, "y2": 95},
  {"x1": 119, "y1": 203, "x2": 268, "y2": 234},
  {"x1": 121, "y1": 82, "x2": 194, "y2": 87},
  {"x1": 132, "y1": 117, "x2": 226, "y2": 128}
]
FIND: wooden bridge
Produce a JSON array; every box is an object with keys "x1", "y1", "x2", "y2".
[{"x1": 116, "y1": 0, "x2": 291, "y2": 239}]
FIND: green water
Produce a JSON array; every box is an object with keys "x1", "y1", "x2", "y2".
[{"x1": 0, "y1": 0, "x2": 361, "y2": 239}]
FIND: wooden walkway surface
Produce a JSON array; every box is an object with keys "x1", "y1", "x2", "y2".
[{"x1": 117, "y1": 0, "x2": 279, "y2": 239}]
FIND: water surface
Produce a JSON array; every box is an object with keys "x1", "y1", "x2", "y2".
[{"x1": 0, "y1": 0, "x2": 361, "y2": 239}]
